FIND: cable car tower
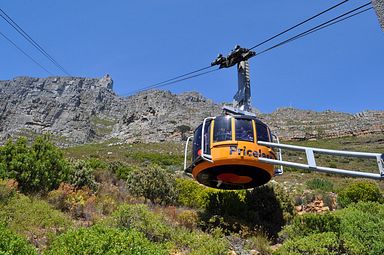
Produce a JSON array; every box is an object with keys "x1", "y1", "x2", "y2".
[
  {"x1": 184, "y1": 45, "x2": 384, "y2": 190},
  {"x1": 211, "y1": 45, "x2": 255, "y2": 116}
]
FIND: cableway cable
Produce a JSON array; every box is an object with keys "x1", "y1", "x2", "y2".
[
  {"x1": 129, "y1": 65, "x2": 213, "y2": 94},
  {"x1": 130, "y1": 68, "x2": 219, "y2": 95},
  {"x1": 249, "y1": 0, "x2": 350, "y2": 50},
  {"x1": 0, "y1": 31, "x2": 53, "y2": 75},
  {"x1": 0, "y1": 8, "x2": 71, "y2": 75},
  {"x1": 126, "y1": 1, "x2": 372, "y2": 95},
  {"x1": 255, "y1": 2, "x2": 372, "y2": 56}
]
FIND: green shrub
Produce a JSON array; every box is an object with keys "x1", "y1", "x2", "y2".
[
  {"x1": 0, "y1": 193, "x2": 72, "y2": 243},
  {"x1": 172, "y1": 227, "x2": 229, "y2": 255},
  {"x1": 243, "y1": 183, "x2": 295, "y2": 237},
  {"x1": 108, "y1": 204, "x2": 173, "y2": 243},
  {"x1": 108, "y1": 161, "x2": 136, "y2": 180},
  {"x1": 244, "y1": 232, "x2": 272, "y2": 255},
  {"x1": 0, "y1": 225, "x2": 37, "y2": 255},
  {"x1": 106, "y1": 203, "x2": 230, "y2": 254},
  {"x1": 67, "y1": 159, "x2": 97, "y2": 190},
  {"x1": 86, "y1": 157, "x2": 107, "y2": 170},
  {"x1": 176, "y1": 178, "x2": 208, "y2": 208},
  {"x1": 0, "y1": 136, "x2": 70, "y2": 193},
  {"x1": 336, "y1": 202, "x2": 384, "y2": 255},
  {"x1": 126, "y1": 164, "x2": 177, "y2": 205},
  {"x1": 45, "y1": 225, "x2": 167, "y2": 255},
  {"x1": 278, "y1": 202, "x2": 384, "y2": 255},
  {"x1": 177, "y1": 210, "x2": 199, "y2": 230},
  {"x1": 282, "y1": 213, "x2": 341, "y2": 240},
  {"x1": 306, "y1": 178, "x2": 334, "y2": 192},
  {"x1": 338, "y1": 180, "x2": 383, "y2": 208},
  {"x1": 275, "y1": 232, "x2": 339, "y2": 255},
  {"x1": 198, "y1": 182, "x2": 295, "y2": 237}
]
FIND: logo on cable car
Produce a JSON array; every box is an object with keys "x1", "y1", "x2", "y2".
[{"x1": 229, "y1": 145, "x2": 275, "y2": 159}]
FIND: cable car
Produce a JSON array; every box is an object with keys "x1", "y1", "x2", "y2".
[
  {"x1": 184, "y1": 46, "x2": 384, "y2": 190},
  {"x1": 184, "y1": 115, "x2": 280, "y2": 189}
]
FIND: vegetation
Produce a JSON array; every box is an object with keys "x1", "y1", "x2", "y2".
[
  {"x1": 306, "y1": 177, "x2": 334, "y2": 192},
  {"x1": 277, "y1": 202, "x2": 384, "y2": 255},
  {"x1": 0, "y1": 225, "x2": 37, "y2": 255},
  {"x1": 0, "y1": 135, "x2": 383, "y2": 254},
  {"x1": 126, "y1": 164, "x2": 178, "y2": 205},
  {"x1": 0, "y1": 136, "x2": 70, "y2": 193},
  {"x1": 337, "y1": 180, "x2": 383, "y2": 208},
  {"x1": 45, "y1": 225, "x2": 167, "y2": 255},
  {"x1": 104, "y1": 203, "x2": 229, "y2": 254}
]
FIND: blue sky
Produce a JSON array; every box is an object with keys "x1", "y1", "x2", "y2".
[{"x1": 1, "y1": 0, "x2": 383, "y2": 113}]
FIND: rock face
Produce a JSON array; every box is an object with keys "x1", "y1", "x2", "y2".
[
  {"x1": 0, "y1": 75, "x2": 383, "y2": 145},
  {"x1": 260, "y1": 108, "x2": 384, "y2": 141}
]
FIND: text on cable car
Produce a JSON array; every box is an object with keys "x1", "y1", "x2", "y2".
[{"x1": 229, "y1": 145, "x2": 275, "y2": 159}]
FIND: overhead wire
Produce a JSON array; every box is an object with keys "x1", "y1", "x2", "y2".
[
  {"x1": 129, "y1": 65, "x2": 213, "y2": 94},
  {"x1": 0, "y1": 8, "x2": 71, "y2": 75},
  {"x1": 129, "y1": 68, "x2": 220, "y2": 95},
  {"x1": 0, "y1": 31, "x2": 53, "y2": 75},
  {"x1": 249, "y1": 0, "x2": 350, "y2": 50},
  {"x1": 255, "y1": 2, "x2": 372, "y2": 56},
  {"x1": 126, "y1": 1, "x2": 372, "y2": 95}
]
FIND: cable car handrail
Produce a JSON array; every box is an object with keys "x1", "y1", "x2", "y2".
[
  {"x1": 201, "y1": 117, "x2": 215, "y2": 162},
  {"x1": 271, "y1": 135, "x2": 284, "y2": 176},
  {"x1": 257, "y1": 141, "x2": 384, "y2": 180},
  {"x1": 258, "y1": 141, "x2": 383, "y2": 158},
  {"x1": 184, "y1": 136, "x2": 194, "y2": 170}
]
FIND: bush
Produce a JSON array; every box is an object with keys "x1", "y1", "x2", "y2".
[
  {"x1": 306, "y1": 178, "x2": 334, "y2": 192},
  {"x1": 0, "y1": 225, "x2": 37, "y2": 255},
  {"x1": 67, "y1": 159, "x2": 97, "y2": 190},
  {"x1": 275, "y1": 232, "x2": 339, "y2": 255},
  {"x1": 108, "y1": 161, "x2": 136, "y2": 180},
  {"x1": 0, "y1": 193, "x2": 71, "y2": 247},
  {"x1": 338, "y1": 180, "x2": 383, "y2": 208},
  {"x1": 278, "y1": 202, "x2": 384, "y2": 255},
  {"x1": 48, "y1": 183, "x2": 96, "y2": 220},
  {"x1": 200, "y1": 183, "x2": 295, "y2": 237},
  {"x1": 108, "y1": 204, "x2": 173, "y2": 243},
  {"x1": 282, "y1": 213, "x2": 341, "y2": 240},
  {"x1": 176, "y1": 178, "x2": 208, "y2": 208},
  {"x1": 336, "y1": 202, "x2": 384, "y2": 255},
  {"x1": 0, "y1": 179, "x2": 18, "y2": 203},
  {"x1": 45, "y1": 225, "x2": 167, "y2": 255},
  {"x1": 0, "y1": 136, "x2": 70, "y2": 193},
  {"x1": 126, "y1": 164, "x2": 177, "y2": 205},
  {"x1": 105, "y1": 203, "x2": 230, "y2": 254}
]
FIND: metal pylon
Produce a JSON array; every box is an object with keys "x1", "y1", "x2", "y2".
[{"x1": 211, "y1": 45, "x2": 256, "y2": 116}]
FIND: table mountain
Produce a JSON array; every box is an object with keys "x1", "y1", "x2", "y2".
[{"x1": 0, "y1": 75, "x2": 382, "y2": 146}]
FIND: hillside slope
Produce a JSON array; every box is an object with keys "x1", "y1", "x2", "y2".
[{"x1": 0, "y1": 75, "x2": 383, "y2": 145}]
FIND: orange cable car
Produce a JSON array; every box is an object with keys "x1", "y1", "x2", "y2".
[
  {"x1": 184, "y1": 115, "x2": 282, "y2": 190},
  {"x1": 184, "y1": 46, "x2": 384, "y2": 189}
]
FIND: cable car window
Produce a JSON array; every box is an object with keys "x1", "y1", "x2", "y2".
[
  {"x1": 256, "y1": 123, "x2": 270, "y2": 142},
  {"x1": 235, "y1": 119, "x2": 254, "y2": 142},
  {"x1": 192, "y1": 125, "x2": 202, "y2": 161},
  {"x1": 203, "y1": 120, "x2": 211, "y2": 155},
  {"x1": 213, "y1": 116, "x2": 232, "y2": 142}
]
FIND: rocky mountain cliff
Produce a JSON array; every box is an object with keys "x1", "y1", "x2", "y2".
[{"x1": 0, "y1": 75, "x2": 383, "y2": 146}]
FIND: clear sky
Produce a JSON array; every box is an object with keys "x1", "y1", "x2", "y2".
[{"x1": 1, "y1": 0, "x2": 383, "y2": 113}]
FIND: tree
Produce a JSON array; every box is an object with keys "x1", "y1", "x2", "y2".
[{"x1": 0, "y1": 136, "x2": 70, "y2": 193}]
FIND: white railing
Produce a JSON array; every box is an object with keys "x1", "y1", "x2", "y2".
[{"x1": 258, "y1": 141, "x2": 384, "y2": 180}]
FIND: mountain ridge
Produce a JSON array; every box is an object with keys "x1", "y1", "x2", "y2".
[{"x1": 0, "y1": 75, "x2": 383, "y2": 146}]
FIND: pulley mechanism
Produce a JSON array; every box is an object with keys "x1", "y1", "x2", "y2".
[{"x1": 211, "y1": 45, "x2": 256, "y2": 115}]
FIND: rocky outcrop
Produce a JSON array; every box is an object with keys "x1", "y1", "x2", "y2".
[
  {"x1": 0, "y1": 75, "x2": 383, "y2": 145},
  {"x1": 260, "y1": 108, "x2": 384, "y2": 141}
]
